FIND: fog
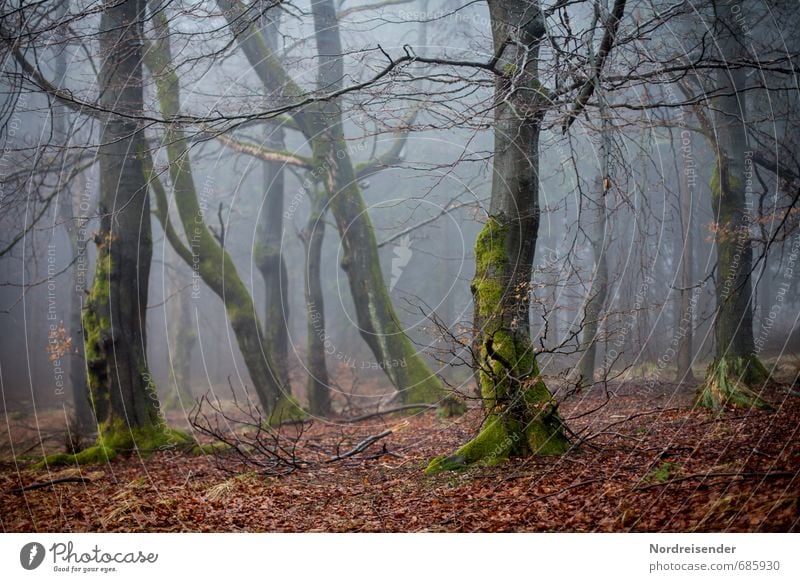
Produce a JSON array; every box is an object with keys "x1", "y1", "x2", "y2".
[{"x1": 1, "y1": 0, "x2": 798, "y2": 420}]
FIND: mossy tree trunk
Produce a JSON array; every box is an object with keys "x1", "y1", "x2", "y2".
[
  {"x1": 217, "y1": 0, "x2": 444, "y2": 405},
  {"x1": 697, "y1": 5, "x2": 769, "y2": 410},
  {"x1": 145, "y1": 7, "x2": 301, "y2": 422},
  {"x1": 67, "y1": 199, "x2": 95, "y2": 432},
  {"x1": 427, "y1": 0, "x2": 569, "y2": 473},
  {"x1": 310, "y1": 0, "x2": 442, "y2": 404},
  {"x1": 302, "y1": 188, "x2": 332, "y2": 416},
  {"x1": 79, "y1": 0, "x2": 173, "y2": 459}
]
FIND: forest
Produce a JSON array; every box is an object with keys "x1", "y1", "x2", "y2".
[{"x1": 0, "y1": 0, "x2": 798, "y2": 533}]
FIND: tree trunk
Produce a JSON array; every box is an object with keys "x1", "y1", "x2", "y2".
[
  {"x1": 308, "y1": 0, "x2": 442, "y2": 404},
  {"x1": 577, "y1": 15, "x2": 612, "y2": 389},
  {"x1": 66, "y1": 0, "x2": 182, "y2": 466},
  {"x1": 427, "y1": 0, "x2": 568, "y2": 473},
  {"x1": 172, "y1": 287, "x2": 195, "y2": 400},
  {"x1": 217, "y1": 0, "x2": 444, "y2": 404},
  {"x1": 164, "y1": 253, "x2": 195, "y2": 410},
  {"x1": 145, "y1": 9, "x2": 302, "y2": 423},
  {"x1": 256, "y1": 128, "x2": 291, "y2": 391},
  {"x1": 302, "y1": 189, "x2": 332, "y2": 416},
  {"x1": 578, "y1": 174, "x2": 609, "y2": 386},
  {"x1": 675, "y1": 140, "x2": 696, "y2": 382},
  {"x1": 697, "y1": 4, "x2": 770, "y2": 410},
  {"x1": 68, "y1": 193, "x2": 95, "y2": 432},
  {"x1": 255, "y1": 8, "x2": 290, "y2": 391}
]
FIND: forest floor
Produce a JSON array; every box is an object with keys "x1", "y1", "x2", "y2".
[{"x1": 1, "y1": 379, "x2": 798, "y2": 532}]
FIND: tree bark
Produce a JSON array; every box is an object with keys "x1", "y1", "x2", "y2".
[
  {"x1": 578, "y1": 174, "x2": 609, "y2": 386},
  {"x1": 306, "y1": 0, "x2": 442, "y2": 404},
  {"x1": 217, "y1": 0, "x2": 444, "y2": 404},
  {"x1": 427, "y1": 0, "x2": 569, "y2": 472},
  {"x1": 697, "y1": 3, "x2": 770, "y2": 410},
  {"x1": 256, "y1": 8, "x2": 290, "y2": 391},
  {"x1": 164, "y1": 252, "x2": 195, "y2": 410},
  {"x1": 675, "y1": 139, "x2": 696, "y2": 382},
  {"x1": 74, "y1": 0, "x2": 181, "y2": 463},
  {"x1": 145, "y1": 8, "x2": 302, "y2": 423},
  {"x1": 302, "y1": 189, "x2": 332, "y2": 416}
]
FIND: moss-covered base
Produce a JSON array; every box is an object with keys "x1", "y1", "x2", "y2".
[
  {"x1": 696, "y1": 355, "x2": 772, "y2": 411},
  {"x1": 98, "y1": 420, "x2": 193, "y2": 452},
  {"x1": 190, "y1": 441, "x2": 231, "y2": 455},
  {"x1": 426, "y1": 416, "x2": 510, "y2": 473},
  {"x1": 266, "y1": 396, "x2": 307, "y2": 426},
  {"x1": 33, "y1": 422, "x2": 195, "y2": 469},
  {"x1": 437, "y1": 394, "x2": 467, "y2": 418},
  {"x1": 425, "y1": 407, "x2": 569, "y2": 474},
  {"x1": 35, "y1": 444, "x2": 117, "y2": 469}
]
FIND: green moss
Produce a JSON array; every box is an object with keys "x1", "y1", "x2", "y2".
[
  {"x1": 82, "y1": 235, "x2": 114, "y2": 418},
  {"x1": 426, "y1": 215, "x2": 569, "y2": 472},
  {"x1": 266, "y1": 396, "x2": 307, "y2": 426},
  {"x1": 98, "y1": 419, "x2": 193, "y2": 454},
  {"x1": 31, "y1": 424, "x2": 196, "y2": 469},
  {"x1": 34, "y1": 444, "x2": 116, "y2": 469},
  {"x1": 437, "y1": 394, "x2": 467, "y2": 418},
  {"x1": 710, "y1": 164, "x2": 743, "y2": 199},
  {"x1": 475, "y1": 218, "x2": 509, "y2": 276},
  {"x1": 190, "y1": 442, "x2": 231, "y2": 455},
  {"x1": 502, "y1": 63, "x2": 518, "y2": 76},
  {"x1": 523, "y1": 404, "x2": 570, "y2": 455},
  {"x1": 426, "y1": 415, "x2": 512, "y2": 474},
  {"x1": 696, "y1": 355, "x2": 772, "y2": 411},
  {"x1": 646, "y1": 461, "x2": 680, "y2": 483},
  {"x1": 472, "y1": 219, "x2": 512, "y2": 329},
  {"x1": 425, "y1": 455, "x2": 466, "y2": 473}
]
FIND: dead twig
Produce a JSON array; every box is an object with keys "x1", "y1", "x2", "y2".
[
  {"x1": 11, "y1": 476, "x2": 89, "y2": 494},
  {"x1": 326, "y1": 430, "x2": 393, "y2": 463},
  {"x1": 340, "y1": 404, "x2": 436, "y2": 423}
]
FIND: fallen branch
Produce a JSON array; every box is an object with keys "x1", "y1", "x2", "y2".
[
  {"x1": 11, "y1": 476, "x2": 89, "y2": 494},
  {"x1": 340, "y1": 404, "x2": 436, "y2": 424},
  {"x1": 584, "y1": 407, "x2": 684, "y2": 441},
  {"x1": 326, "y1": 430, "x2": 393, "y2": 463}
]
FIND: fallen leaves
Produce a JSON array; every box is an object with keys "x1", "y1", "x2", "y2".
[{"x1": 1, "y1": 380, "x2": 798, "y2": 532}]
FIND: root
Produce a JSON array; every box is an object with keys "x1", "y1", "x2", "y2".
[{"x1": 696, "y1": 355, "x2": 772, "y2": 411}]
